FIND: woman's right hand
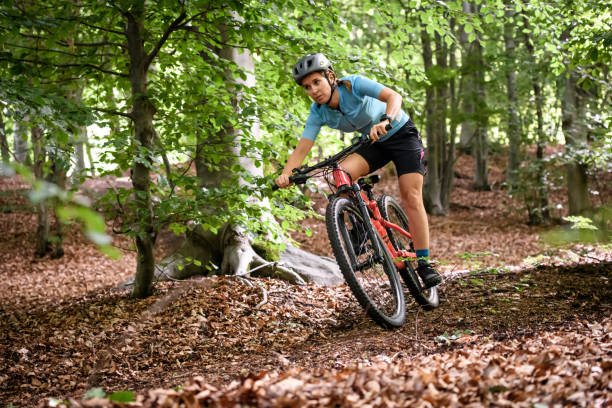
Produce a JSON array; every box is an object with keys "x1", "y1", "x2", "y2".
[{"x1": 275, "y1": 173, "x2": 292, "y2": 188}]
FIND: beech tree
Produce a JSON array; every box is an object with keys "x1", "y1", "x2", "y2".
[
  {"x1": 152, "y1": 12, "x2": 343, "y2": 286},
  {"x1": 503, "y1": 3, "x2": 520, "y2": 187},
  {"x1": 0, "y1": 112, "x2": 9, "y2": 163}
]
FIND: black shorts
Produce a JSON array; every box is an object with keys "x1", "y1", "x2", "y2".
[{"x1": 354, "y1": 120, "x2": 427, "y2": 176}]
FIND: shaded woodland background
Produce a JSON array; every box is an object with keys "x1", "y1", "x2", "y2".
[
  {"x1": 0, "y1": 0, "x2": 609, "y2": 296},
  {"x1": 0, "y1": 0, "x2": 610, "y2": 405}
]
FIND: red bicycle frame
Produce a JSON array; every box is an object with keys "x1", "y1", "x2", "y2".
[{"x1": 333, "y1": 167, "x2": 416, "y2": 270}]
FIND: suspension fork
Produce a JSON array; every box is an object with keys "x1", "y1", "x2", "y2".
[
  {"x1": 332, "y1": 165, "x2": 386, "y2": 262},
  {"x1": 350, "y1": 183, "x2": 387, "y2": 262},
  {"x1": 352, "y1": 184, "x2": 410, "y2": 270}
]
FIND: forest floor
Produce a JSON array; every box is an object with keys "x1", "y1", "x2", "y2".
[{"x1": 0, "y1": 152, "x2": 611, "y2": 407}]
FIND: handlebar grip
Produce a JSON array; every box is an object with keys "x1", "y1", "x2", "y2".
[{"x1": 273, "y1": 171, "x2": 298, "y2": 191}]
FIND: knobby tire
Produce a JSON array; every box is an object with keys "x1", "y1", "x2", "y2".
[
  {"x1": 377, "y1": 195, "x2": 439, "y2": 310},
  {"x1": 326, "y1": 196, "x2": 406, "y2": 328}
]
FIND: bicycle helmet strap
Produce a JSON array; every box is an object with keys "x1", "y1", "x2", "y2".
[{"x1": 322, "y1": 70, "x2": 337, "y2": 106}]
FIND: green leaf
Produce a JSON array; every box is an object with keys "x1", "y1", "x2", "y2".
[
  {"x1": 489, "y1": 385, "x2": 509, "y2": 393},
  {"x1": 108, "y1": 391, "x2": 135, "y2": 403},
  {"x1": 562, "y1": 216, "x2": 598, "y2": 230}
]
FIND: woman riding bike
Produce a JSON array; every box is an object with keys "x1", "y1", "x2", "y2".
[{"x1": 275, "y1": 53, "x2": 441, "y2": 289}]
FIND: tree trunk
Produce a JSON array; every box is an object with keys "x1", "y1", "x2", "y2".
[
  {"x1": 458, "y1": 1, "x2": 476, "y2": 153},
  {"x1": 522, "y1": 8, "x2": 550, "y2": 224},
  {"x1": 65, "y1": 87, "x2": 86, "y2": 179},
  {"x1": 421, "y1": 29, "x2": 445, "y2": 215},
  {"x1": 13, "y1": 120, "x2": 29, "y2": 164},
  {"x1": 32, "y1": 126, "x2": 50, "y2": 257},
  {"x1": 441, "y1": 18, "x2": 458, "y2": 210},
  {"x1": 154, "y1": 131, "x2": 174, "y2": 191},
  {"x1": 434, "y1": 33, "x2": 451, "y2": 213},
  {"x1": 471, "y1": 8, "x2": 489, "y2": 191},
  {"x1": 46, "y1": 147, "x2": 68, "y2": 259},
  {"x1": 504, "y1": 5, "x2": 520, "y2": 187},
  {"x1": 562, "y1": 69, "x2": 591, "y2": 215},
  {"x1": 86, "y1": 136, "x2": 96, "y2": 177},
  {"x1": 0, "y1": 111, "x2": 9, "y2": 163},
  {"x1": 127, "y1": 4, "x2": 157, "y2": 298},
  {"x1": 75, "y1": 129, "x2": 86, "y2": 174}
]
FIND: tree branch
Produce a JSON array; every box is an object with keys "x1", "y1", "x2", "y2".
[
  {"x1": 39, "y1": 75, "x2": 86, "y2": 85},
  {"x1": 178, "y1": 26, "x2": 278, "y2": 52},
  {"x1": 6, "y1": 43, "x2": 119, "y2": 58},
  {"x1": 177, "y1": 10, "x2": 212, "y2": 28},
  {"x1": 92, "y1": 107, "x2": 133, "y2": 119},
  {"x1": 0, "y1": 57, "x2": 128, "y2": 78},
  {"x1": 77, "y1": 20, "x2": 125, "y2": 35},
  {"x1": 57, "y1": 40, "x2": 127, "y2": 49},
  {"x1": 144, "y1": 11, "x2": 187, "y2": 70},
  {"x1": 8, "y1": 30, "x2": 126, "y2": 50}
]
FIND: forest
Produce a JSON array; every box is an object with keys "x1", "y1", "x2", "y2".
[{"x1": 0, "y1": 0, "x2": 610, "y2": 406}]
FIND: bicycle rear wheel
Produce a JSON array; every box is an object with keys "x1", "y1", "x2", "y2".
[
  {"x1": 326, "y1": 196, "x2": 405, "y2": 328},
  {"x1": 377, "y1": 195, "x2": 439, "y2": 310}
]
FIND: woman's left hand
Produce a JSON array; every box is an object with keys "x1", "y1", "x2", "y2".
[{"x1": 369, "y1": 120, "x2": 390, "y2": 142}]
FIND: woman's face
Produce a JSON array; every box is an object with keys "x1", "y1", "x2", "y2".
[{"x1": 301, "y1": 71, "x2": 333, "y2": 104}]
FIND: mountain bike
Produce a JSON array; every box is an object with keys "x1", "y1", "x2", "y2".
[{"x1": 274, "y1": 136, "x2": 439, "y2": 328}]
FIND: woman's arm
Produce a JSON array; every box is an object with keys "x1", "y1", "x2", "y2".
[
  {"x1": 276, "y1": 138, "x2": 315, "y2": 187},
  {"x1": 378, "y1": 87, "x2": 402, "y2": 121},
  {"x1": 369, "y1": 87, "x2": 402, "y2": 141}
]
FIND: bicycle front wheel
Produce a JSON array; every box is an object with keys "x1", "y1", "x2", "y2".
[
  {"x1": 377, "y1": 195, "x2": 439, "y2": 310},
  {"x1": 326, "y1": 196, "x2": 405, "y2": 328}
]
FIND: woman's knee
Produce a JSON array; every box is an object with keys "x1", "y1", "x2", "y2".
[
  {"x1": 401, "y1": 188, "x2": 423, "y2": 210},
  {"x1": 398, "y1": 173, "x2": 424, "y2": 210}
]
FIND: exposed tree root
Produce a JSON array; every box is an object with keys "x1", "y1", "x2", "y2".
[{"x1": 132, "y1": 224, "x2": 344, "y2": 289}]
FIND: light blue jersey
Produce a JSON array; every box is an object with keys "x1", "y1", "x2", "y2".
[{"x1": 300, "y1": 75, "x2": 409, "y2": 142}]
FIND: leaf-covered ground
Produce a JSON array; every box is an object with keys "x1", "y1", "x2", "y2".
[{"x1": 1, "y1": 153, "x2": 611, "y2": 407}]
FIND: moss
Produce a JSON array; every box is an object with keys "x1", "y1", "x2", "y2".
[{"x1": 252, "y1": 241, "x2": 281, "y2": 262}]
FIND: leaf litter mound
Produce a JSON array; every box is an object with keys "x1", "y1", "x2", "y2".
[
  {"x1": 71, "y1": 315, "x2": 612, "y2": 407},
  {"x1": 3, "y1": 261, "x2": 611, "y2": 407},
  {"x1": 0, "y1": 149, "x2": 611, "y2": 407}
]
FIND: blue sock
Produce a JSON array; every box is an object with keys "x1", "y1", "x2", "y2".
[{"x1": 416, "y1": 249, "x2": 429, "y2": 266}]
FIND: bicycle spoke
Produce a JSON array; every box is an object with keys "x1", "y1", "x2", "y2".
[
  {"x1": 327, "y1": 198, "x2": 405, "y2": 327},
  {"x1": 378, "y1": 195, "x2": 439, "y2": 310}
]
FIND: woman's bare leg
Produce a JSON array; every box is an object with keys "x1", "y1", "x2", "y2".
[
  {"x1": 338, "y1": 153, "x2": 370, "y2": 182},
  {"x1": 397, "y1": 172, "x2": 429, "y2": 250}
]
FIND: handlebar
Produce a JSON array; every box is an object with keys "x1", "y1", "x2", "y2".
[
  {"x1": 272, "y1": 135, "x2": 372, "y2": 190},
  {"x1": 273, "y1": 121, "x2": 393, "y2": 190}
]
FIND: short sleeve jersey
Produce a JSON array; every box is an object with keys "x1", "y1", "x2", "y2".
[{"x1": 301, "y1": 75, "x2": 409, "y2": 143}]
